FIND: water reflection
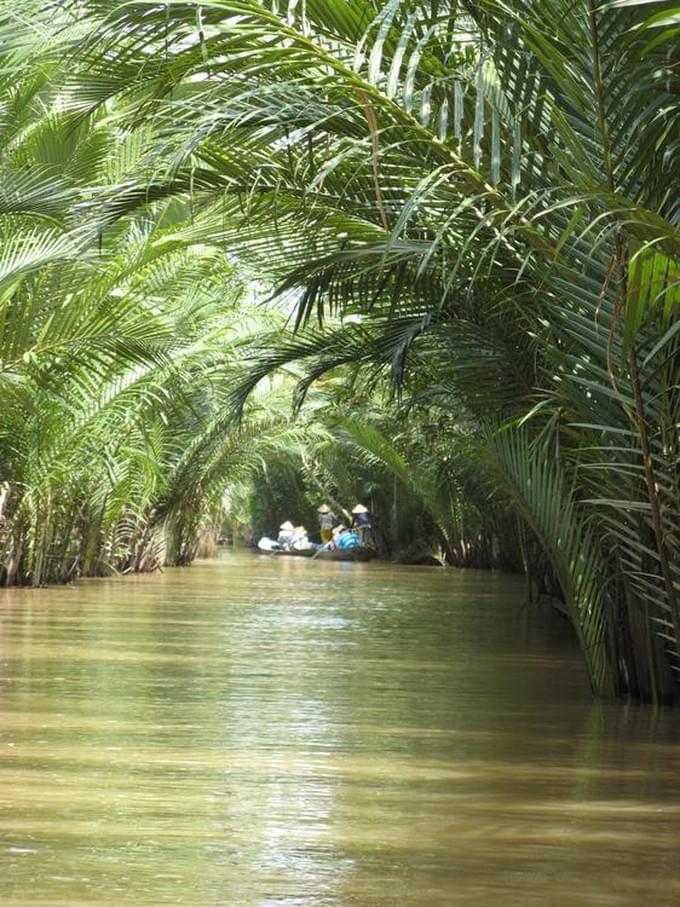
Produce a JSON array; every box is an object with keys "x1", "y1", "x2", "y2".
[{"x1": 1, "y1": 554, "x2": 680, "y2": 905}]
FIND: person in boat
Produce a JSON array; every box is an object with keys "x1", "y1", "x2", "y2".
[
  {"x1": 332, "y1": 524, "x2": 360, "y2": 551},
  {"x1": 330, "y1": 523, "x2": 345, "y2": 548},
  {"x1": 290, "y1": 525, "x2": 311, "y2": 551},
  {"x1": 277, "y1": 521, "x2": 295, "y2": 549},
  {"x1": 317, "y1": 504, "x2": 337, "y2": 544},
  {"x1": 329, "y1": 524, "x2": 347, "y2": 550},
  {"x1": 350, "y1": 504, "x2": 372, "y2": 546}
]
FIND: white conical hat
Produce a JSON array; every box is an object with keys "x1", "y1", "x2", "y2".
[
  {"x1": 280, "y1": 521, "x2": 294, "y2": 530},
  {"x1": 352, "y1": 504, "x2": 368, "y2": 514},
  {"x1": 317, "y1": 504, "x2": 331, "y2": 513}
]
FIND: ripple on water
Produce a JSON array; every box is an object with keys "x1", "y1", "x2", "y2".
[{"x1": 2, "y1": 552, "x2": 680, "y2": 906}]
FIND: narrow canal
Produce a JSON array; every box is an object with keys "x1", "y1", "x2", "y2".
[{"x1": 1, "y1": 552, "x2": 680, "y2": 905}]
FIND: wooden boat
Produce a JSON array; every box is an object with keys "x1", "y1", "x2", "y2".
[
  {"x1": 314, "y1": 546, "x2": 374, "y2": 562},
  {"x1": 266, "y1": 546, "x2": 316, "y2": 558},
  {"x1": 262, "y1": 545, "x2": 375, "y2": 562}
]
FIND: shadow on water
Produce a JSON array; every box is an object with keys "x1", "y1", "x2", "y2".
[{"x1": 1, "y1": 551, "x2": 680, "y2": 905}]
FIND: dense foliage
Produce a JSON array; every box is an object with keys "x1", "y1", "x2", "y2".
[{"x1": 0, "y1": 1, "x2": 678, "y2": 703}]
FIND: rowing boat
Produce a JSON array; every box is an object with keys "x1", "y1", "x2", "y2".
[
  {"x1": 258, "y1": 543, "x2": 374, "y2": 562},
  {"x1": 314, "y1": 547, "x2": 374, "y2": 562}
]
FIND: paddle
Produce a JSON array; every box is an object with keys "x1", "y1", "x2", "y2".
[{"x1": 311, "y1": 541, "x2": 333, "y2": 560}]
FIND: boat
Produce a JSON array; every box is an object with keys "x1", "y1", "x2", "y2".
[
  {"x1": 315, "y1": 547, "x2": 374, "y2": 562},
  {"x1": 257, "y1": 537, "x2": 374, "y2": 562},
  {"x1": 265, "y1": 547, "x2": 374, "y2": 562},
  {"x1": 265, "y1": 546, "x2": 316, "y2": 558}
]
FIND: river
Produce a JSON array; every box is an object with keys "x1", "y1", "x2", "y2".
[{"x1": 1, "y1": 552, "x2": 680, "y2": 905}]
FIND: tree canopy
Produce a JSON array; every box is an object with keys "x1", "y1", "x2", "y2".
[{"x1": 0, "y1": 0, "x2": 678, "y2": 703}]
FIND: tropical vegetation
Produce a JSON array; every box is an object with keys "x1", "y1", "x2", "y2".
[{"x1": 0, "y1": 1, "x2": 678, "y2": 703}]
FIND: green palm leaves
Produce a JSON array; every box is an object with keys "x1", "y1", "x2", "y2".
[
  {"x1": 74, "y1": 0, "x2": 675, "y2": 701},
  {"x1": 0, "y1": 41, "x2": 296, "y2": 585},
  {"x1": 1, "y1": 2, "x2": 678, "y2": 702}
]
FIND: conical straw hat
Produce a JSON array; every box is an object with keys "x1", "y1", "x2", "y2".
[
  {"x1": 317, "y1": 504, "x2": 331, "y2": 513},
  {"x1": 351, "y1": 504, "x2": 368, "y2": 514},
  {"x1": 280, "y1": 521, "x2": 294, "y2": 530}
]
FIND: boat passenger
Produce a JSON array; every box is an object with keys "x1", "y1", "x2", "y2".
[
  {"x1": 330, "y1": 524, "x2": 346, "y2": 550},
  {"x1": 290, "y1": 525, "x2": 311, "y2": 551},
  {"x1": 317, "y1": 504, "x2": 337, "y2": 544},
  {"x1": 277, "y1": 521, "x2": 295, "y2": 549},
  {"x1": 351, "y1": 504, "x2": 372, "y2": 546},
  {"x1": 336, "y1": 528, "x2": 360, "y2": 551}
]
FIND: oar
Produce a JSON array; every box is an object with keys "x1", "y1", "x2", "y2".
[{"x1": 311, "y1": 541, "x2": 333, "y2": 560}]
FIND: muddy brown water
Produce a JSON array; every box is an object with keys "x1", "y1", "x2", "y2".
[{"x1": 1, "y1": 552, "x2": 680, "y2": 905}]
